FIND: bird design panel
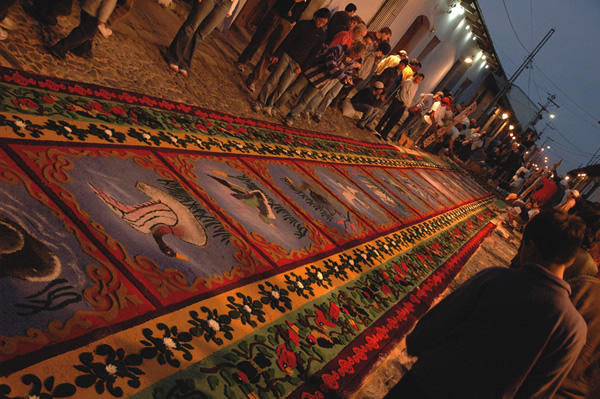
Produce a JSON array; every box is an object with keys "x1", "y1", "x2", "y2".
[{"x1": 6, "y1": 143, "x2": 272, "y2": 305}]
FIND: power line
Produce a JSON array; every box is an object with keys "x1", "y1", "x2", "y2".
[
  {"x1": 502, "y1": 0, "x2": 529, "y2": 52},
  {"x1": 533, "y1": 65, "x2": 600, "y2": 129}
]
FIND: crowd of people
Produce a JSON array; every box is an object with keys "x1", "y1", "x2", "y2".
[
  {"x1": 3, "y1": 2, "x2": 599, "y2": 397},
  {"x1": 3, "y1": 0, "x2": 486, "y2": 159}
]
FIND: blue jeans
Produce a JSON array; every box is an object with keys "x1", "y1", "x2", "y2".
[
  {"x1": 257, "y1": 52, "x2": 300, "y2": 107},
  {"x1": 167, "y1": 0, "x2": 232, "y2": 70},
  {"x1": 274, "y1": 73, "x2": 309, "y2": 110},
  {"x1": 353, "y1": 103, "x2": 379, "y2": 126}
]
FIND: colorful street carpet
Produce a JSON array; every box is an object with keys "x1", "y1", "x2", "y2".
[{"x1": 0, "y1": 67, "x2": 495, "y2": 398}]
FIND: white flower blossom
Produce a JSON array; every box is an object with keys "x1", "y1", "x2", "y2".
[
  {"x1": 349, "y1": 259, "x2": 354, "y2": 266},
  {"x1": 392, "y1": 241, "x2": 397, "y2": 246},
  {"x1": 334, "y1": 266, "x2": 339, "y2": 272},
  {"x1": 374, "y1": 250, "x2": 380, "y2": 257},
  {"x1": 361, "y1": 253, "x2": 367, "y2": 259},
  {"x1": 170, "y1": 136, "x2": 177, "y2": 143},
  {"x1": 15, "y1": 120, "x2": 27, "y2": 128},
  {"x1": 384, "y1": 245, "x2": 390, "y2": 251},
  {"x1": 143, "y1": 133, "x2": 151, "y2": 140},
  {"x1": 163, "y1": 337, "x2": 176, "y2": 349},
  {"x1": 296, "y1": 281, "x2": 304, "y2": 289},
  {"x1": 207, "y1": 319, "x2": 220, "y2": 332},
  {"x1": 64, "y1": 126, "x2": 72, "y2": 133},
  {"x1": 307, "y1": 151, "x2": 312, "y2": 156},
  {"x1": 105, "y1": 364, "x2": 118, "y2": 374},
  {"x1": 237, "y1": 143, "x2": 244, "y2": 149},
  {"x1": 296, "y1": 150, "x2": 301, "y2": 155},
  {"x1": 196, "y1": 139, "x2": 202, "y2": 145},
  {"x1": 271, "y1": 290, "x2": 280, "y2": 300},
  {"x1": 104, "y1": 129, "x2": 112, "y2": 137},
  {"x1": 243, "y1": 305, "x2": 252, "y2": 313},
  {"x1": 316, "y1": 272, "x2": 323, "y2": 280}
]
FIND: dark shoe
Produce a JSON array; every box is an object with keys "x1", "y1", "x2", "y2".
[
  {"x1": 311, "y1": 113, "x2": 321, "y2": 123},
  {"x1": 45, "y1": 45, "x2": 65, "y2": 60}
]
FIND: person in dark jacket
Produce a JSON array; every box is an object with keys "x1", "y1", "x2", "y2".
[
  {"x1": 251, "y1": 7, "x2": 330, "y2": 116},
  {"x1": 325, "y1": 3, "x2": 356, "y2": 43},
  {"x1": 385, "y1": 210, "x2": 587, "y2": 399},
  {"x1": 352, "y1": 81, "x2": 385, "y2": 131},
  {"x1": 235, "y1": 0, "x2": 311, "y2": 92}
]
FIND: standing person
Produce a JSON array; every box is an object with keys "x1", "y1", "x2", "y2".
[
  {"x1": 325, "y1": 3, "x2": 356, "y2": 43},
  {"x1": 374, "y1": 50, "x2": 408, "y2": 75},
  {"x1": 352, "y1": 81, "x2": 385, "y2": 130},
  {"x1": 385, "y1": 210, "x2": 587, "y2": 399},
  {"x1": 282, "y1": 41, "x2": 366, "y2": 126},
  {"x1": 0, "y1": 0, "x2": 16, "y2": 40},
  {"x1": 24, "y1": 0, "x2": 73, "y2": 27},
  {"x1": 46, "y1": 0, "x2": 118, "y2": 60},
  {"x1": 250, "y1": 8, "x2": 330, "y2": 116},
  {"x1": 165, "y1": 0, "x2": 238, "y2": 77},
  {"x1": 401, "y1": 91, "x2": 443, "y2": 142},
  {"x1": 235, "y1": 0, "x2": 311, "y2": 92},
  {"x1": 306, "y1": 23, "x2": 367, "y2": 122},
  {"x1": 556, "y1": 276, "x2": 600, "y2": 399},
  {"x1": 375, "y1": 72, "x2": 424, "y2": 140}
]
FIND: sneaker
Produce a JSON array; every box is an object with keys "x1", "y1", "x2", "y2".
[
  {"x1": 251, "y1": 102, "x2": 261, "y2": 113},
  {"x1": 0, "y1": 16, "x2": 17, "y2": 30},
  {"x1": 0, "y1": 27, "x2": 7, "y2": 41},
  {"x1": 179, "y1": 69, "x2": 188, "y2": 77},
  {"x1": 284, "y1": 116, "x2": 294, "y2": 126},
  {"x1": 98, "y1": 23, "x2": 112, "y2": 38},
  {"x1": 235, "y1": 63, "x2": 245, "y2": 72},
  {"x1": 247, "y1": 81, "x2": 256, "y2": 92},
  {"x1": 263, "y1": 106, "x2": 272, "y2": 116},
  {"x1": 356, "y1": 122, "x2": 365, "y2": 129},
  {"x1": 169, "y1": 63, "x2": 179, "y2": 73}
]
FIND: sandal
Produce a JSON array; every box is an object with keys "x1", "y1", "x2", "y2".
[{"x1": 169, "y1": 63, "x2": 179, "y2": 73}]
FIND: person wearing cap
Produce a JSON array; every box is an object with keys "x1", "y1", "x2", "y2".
[
  {"x1": 375, "y1": 72, "x2": 424, "y2": 140},
  {"x1": 555, "y1": 189, "x2": 580, "y2": 213},
  {"x1": 352, "y1": 81, "x2": 386, "y2": 130}
]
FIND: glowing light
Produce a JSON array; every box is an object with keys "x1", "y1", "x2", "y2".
[
  {"x1": 464, "y1": 56, "x2": 474, "y2": 64},
  {"x1": 550, "y1": 114, "x2": 556, "y2": 119},
  {"x1": 482, "y1": 55, "x2": 487, "y2": 60},
  {"x1": 509, "y1": 125, "x2": 515, "y2": 130},
  {"x1": 502, "y1": 113, "x2": 509, "y2": 119},
  {"x1": 466, "y1": 25, "x2": 471, "y2": 30},
  {"x1": 485, "y1": 64, "x2": 489, "y2": 69}
]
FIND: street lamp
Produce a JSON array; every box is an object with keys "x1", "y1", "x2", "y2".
[
  {"x1": 509, "y1": 125, "x2": 515, "y2": 130},
  {"x1": 549, "y1": 114, "x2": 556, "y2": 119},
  {"x1": 502, "y1": 113, "x2": 509, "y2": 119},
  {"x1": 464, "y1": 56, "x2": 474, "y2": 64}
]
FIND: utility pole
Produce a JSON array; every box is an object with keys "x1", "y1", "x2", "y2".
[
  {"x1": 479, "y1": 29, "x2": 555, "y2": 122},
  {"x1": 523, "y1": 94, "x2": 560, "y2": 134}
]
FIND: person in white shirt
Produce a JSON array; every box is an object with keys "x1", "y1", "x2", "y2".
[{"x1": 374, "y1": 73, "x2": 424, "y2": 140}]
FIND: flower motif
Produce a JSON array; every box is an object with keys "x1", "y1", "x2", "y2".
[
  {"x1": 143, "y1": 133, "x2": 151, "y2": 140},
  {"x1": 349, "y1": 259, "x2": 355, "y2": 265},
  {"x1": 384, "y1": 245, "x2": 389, "y2": 251},
  {"x1": 207, "y1": 319, "x2": 220, "y2": 332},
  {"x1": 105, "y1": 364, "x2": 117, "y2": 374},
  {"x1": 170, "y1": 136, "x2": 177, "y2": 143},
  {"x1": 271, "y1": 290, "x2": 281, "y2": 300},
  {"x1": 163, "y1": 337, "x2": 176, "y2": 349},
  {"x1": 64, "y1": 126, "x2": 72, "y2": 133},
  {"x1": 104, "y1": 129, "x2": 112, "y2": 137},
  {"x1": 258, "y1": 282, "x2": 292, "y2": 312},
  {"x1": 361, "y1": 253, "x2": 367, "y2": 259},
  {"x1": 243, "y1": 305, "x2": 252, "y2": 313},
  {"x1": 15, "y1": 120, "x2": 27, "y2": 128},
  {"x1": 296, "y1": 281, "x2": 304, "y2": 289},
  {"x1": 316, "y1": 272, "x2": 323, "y2": 280},
  {"x1": 187, "y1": 307, "x2": 234, "y2": 345}
]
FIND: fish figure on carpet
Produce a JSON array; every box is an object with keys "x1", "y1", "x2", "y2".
[{"x1": 89, "y1": 182, "x2": 207, "y2": 260}]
